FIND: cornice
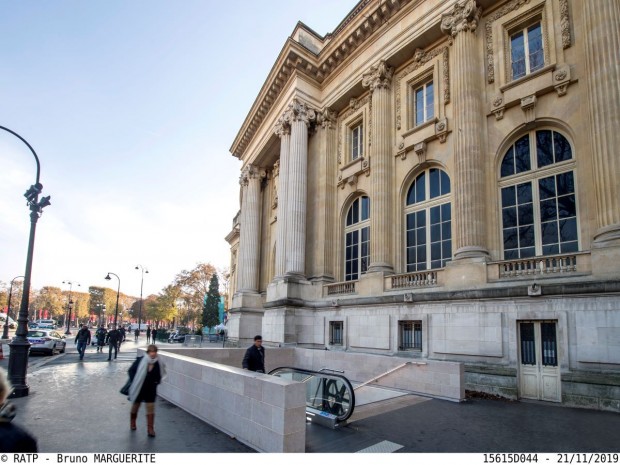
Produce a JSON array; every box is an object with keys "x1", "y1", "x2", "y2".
[{"x1": 230, "y1": 0, "x2": 415, "y2": 160}]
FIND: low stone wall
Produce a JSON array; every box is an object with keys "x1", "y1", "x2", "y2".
[
  {"x1": 294, "y1": 348, "x2": 465, "y2": 402},
  {"x1": 147, "y1": 349, "x2": 306, "y2": 452},
  {"x1": 159, "y1": 347, "x2": 295, "y2": 373}
]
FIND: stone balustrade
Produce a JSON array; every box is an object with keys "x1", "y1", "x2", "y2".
[
  {"x1": 324, "y1": 280, "x2": 357, "y2": 296},
  {"x1": 495, "y1": 254, "x2": 581, "y2": 278},
  {"x1": 389, "y1": 270, "x2": 440, "y2": 289}
]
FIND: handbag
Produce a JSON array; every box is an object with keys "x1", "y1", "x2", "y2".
[{"x1": 120, "y1": 378, "x2": 132, "y2": 396}]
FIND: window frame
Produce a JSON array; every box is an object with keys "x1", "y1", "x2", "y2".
[
  {"x1": 509, "y1": 21, "x2": 545, "y2": 80},
  {"x1": 498, "y1": 128, "x2": 579, "y2": 259},
  {"x1": 329, "y1": 321, "x2": 344, "y2": 346},
  {"x1": 350, "y1": 122, "x2": 363, "y2": 161},
  {"x1": 344, "y1": 196, "x2": 370, "y2": 281},
  {"x1": 398, "y1": 320, "x2": 422, "y2": 351},
  {"x1": 412, "y1": 79, "x2": 435, "y2": 127}
]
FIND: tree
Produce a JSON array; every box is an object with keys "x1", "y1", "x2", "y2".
[
  {"x1": 218, "y1": 267, "x2": 230, "y2": 312},
  {"x1": 31, "y1": 286, "x2": 64, "y2": 320},
  {"x1": 202, "y1": 273, "x2": 220, "y2": 331}
]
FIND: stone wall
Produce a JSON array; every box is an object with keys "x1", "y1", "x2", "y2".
[{"x1": 150, "y1": 349, "x2": 305, "y2": 452}]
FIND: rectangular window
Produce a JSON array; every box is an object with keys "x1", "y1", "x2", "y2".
[
  {"x1": 398, "y1": 321, "x2": 422, "y2": 350},
  {"x1": 501, "y1": 181, "x2": 535, "y2": 259},
  {"x1": 351, "y1": 124, "x2": 363, "y2": 160},
  {"x1": 511, "y1": 22, "x2": 544, "y2": 80},
  {"x1": 414, "y1": 80, "x2": 434, "y2": 126},
  {"x1": 329, "y1": 321, "x2": 343, "y2": 346},
  {"x1": 345, "y1": 230, "x2": 359, "y2": 281},
  {"x1": 539, "y1": 171, "x2": 577, "y2": 255}
]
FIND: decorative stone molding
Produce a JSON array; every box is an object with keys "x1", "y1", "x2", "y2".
[
  {"x1": 318, "y1": 108, "x2": 337, "y2": 130},
  {"x1": 414, "y1": 142, "x2": 427, "y2": 165},
  {"x1": 435, "y1": 118, "x2": 448, "y2": 143},
  {"x1": 441, "y1": 0, "x2": 482, "y2": 37},
  {"x1": 337, "y1": 95, "x2": 372, "y2": 164},
  {"x1": 395, "y1": 46, "x2": 450, "y2": 130},
  {"x1": 274, "y1": 113, "x2": 291, "y2": 138},
  {"x1": 362, "y1": 60, "x2": 394, "y2": 92},
  {"x1": 553, "y1": 64, "x2": 571, "y2": 97},
  {"x1": 286, "y1": 98, "x2": 317, "y2": 127},
  {"x1": 492, "y1": 94, "x2": 505, "y2": 120},
  {"x1": 485, "y1": 0, "x2": 531, "y2": 83},
  {"x1": 347, "y1": 175, "x2": 358, "y2": 187},
  {"x1": 272, "y1": 159, "x2": 280, "y2": 178},
  {"x1": 240, "y1": 165, "x2": 266, "y2": 186},
  {"x1": 559, "y1": 0, "x2": 571, "y2": 49},
  {"x1": 521, "y1": 94, "x2": 537, "y2": 122},
  {"x1": 362, "y1": 157, "x2": 371, "y2": 176},
  {"x1": 272, "y1": 187, "x2": 278, "y2": 210}
]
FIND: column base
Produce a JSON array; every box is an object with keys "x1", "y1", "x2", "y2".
[
  {"x1": 225, "y1": 309, "x2": 264, "y2": 346},
  {"x1": 231, "y1": 291, "x2": 263, "y2": 310},
  {"x1": 366, "y1": 262, "x2": 394, "y2": 274},
  {"x1": 591, "y1": 225, "x2": 620, "y2": 278},
  {"x1": 454, "y1": 246, "x2": 490, "y2": 260},
  {"x1": 262, "y1": 307, "x2": 298, "y2": 345},
  {"x1": 266, "y1": 276, "x2": 318, "y2": 303},
  {"x1": 358, "y1": 271, "x2": 387, "y2": 296},
  {"x1": 443, "y1": 257, "x2": 488, "y2": 289},
  {"x1": 593, "y1": 224, "x2": 620, "y2": 248}
]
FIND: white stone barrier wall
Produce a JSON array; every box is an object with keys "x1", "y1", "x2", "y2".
[
  {"x1": 146, "y1": 349, "x2": 306, "y2": 452},
  {"x1": 294, "y1": 348, "x2": 464, "y2": 402}
]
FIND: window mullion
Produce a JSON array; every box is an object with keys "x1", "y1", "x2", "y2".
[{"x1": 523, "y1": 27, "x2": 531, "y2": 75}]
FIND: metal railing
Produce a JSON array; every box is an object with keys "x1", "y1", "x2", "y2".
[
  {"x1": 325, "y1": 281, "x2": 357, "y2": 296},
  {"x1": 391, "y1": 270, "x2": 439, "y2": 289},
  {"x1": 498, "y1": 254, "x2": 578, "y2": 278}
]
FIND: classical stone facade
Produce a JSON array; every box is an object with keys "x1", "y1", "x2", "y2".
[{"x1": 226, "y1": 0, "x2": 620, "y2": 411}]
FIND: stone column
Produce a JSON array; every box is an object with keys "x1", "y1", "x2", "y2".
[
  {"x1": 284, "y1": 99, "x2": 316, "y2": 278},
  {"x1": 441, "y1": 0, "x2": 488, "y2": 259},
  {"x1": 583, "y1": 0, "x2": 620, "y2": 246},
  {"x1": 312, "y1": 108, "x2": 338, "y2": 281},
  {"x1": 236, "y1": 165, "x2": 264, "y2": 293},
  {"x1": 274, "y1": 117, "x2": 291, "y2": 278},
  {"x1": 363, "y1": 60, "x2": 394, "y2": 273}
]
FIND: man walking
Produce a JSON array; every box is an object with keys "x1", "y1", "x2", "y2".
[
  {"x1": 118, "y1": 326, "x2": 126, "y2": 352},
  {"x1": 74, "y1": 325, "x2": 91, "y2": 361},
  {"x1": 242, "y1": 335, "x2": 265, "y2": 373},
  {"x1": 151, "y1": 328, "x2": 157, "y2": 343},
  {"x1": 106, "y1": 325, "x2": 121, "y2": 361},
  {"x1": 95, "y1": 326, "x2": 107, "y2": 352},
  {"x1": 134, "y1": 327, "x2": 140, "y2": 342},
  {"x1": 146, "y1": 326, "x2": 151, "y2": 344}
]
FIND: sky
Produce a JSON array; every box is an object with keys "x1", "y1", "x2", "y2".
[{"x1": 0, "y1": 0, "x2": 358, "y2": 298}]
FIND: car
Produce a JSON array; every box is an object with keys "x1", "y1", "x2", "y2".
[
  {"x1": 0, "y1": 313, "x2": 17, "y2": 329},
  {"x1": 27, "y1": 329, "x2": 67, "y2": 355},
  {"x1": 167, "y1": 331, "x2": 189, "y2": 343}
]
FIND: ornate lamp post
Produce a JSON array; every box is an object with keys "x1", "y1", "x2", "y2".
[
  {"x1": 2, "y1": 125, "x2": 51, "y2": 398},
  {"x1": 62, "y1": 281, "x2": 80, "y2": 335},
  {"x1": 135, "y1": 265, "x2": 148, "y2": 334},
  {"x1": 104, "y1": 272, "x2": 121, "y2": 327},
  {"x1": 2, "y1": 276, "x2": 24, "y2": 340}
]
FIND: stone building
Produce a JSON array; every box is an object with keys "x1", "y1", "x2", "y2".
[{"x1": 225, "y1": 0, "x2": 620, "y2": 411}]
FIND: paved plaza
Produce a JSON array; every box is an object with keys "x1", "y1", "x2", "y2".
[{"x1": 3, "y1": 340, "x2": 620, "y2": 453}]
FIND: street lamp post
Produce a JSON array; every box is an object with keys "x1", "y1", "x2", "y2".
[
  {"x1": 2, "y1": 125, "x2": 51, "y2": 398},
  {"x1": 135, "y1": 265, "x2": 148, "y2": 334},
  {"x1": 2, "y1": 276, "x2": 24, "y2": 340},
  {"x1": 62, "y1": 281, "x2": 80, "y2": 335},
  {"x1": 104, "y1": 273, "x2": 121, "y2": 327}
]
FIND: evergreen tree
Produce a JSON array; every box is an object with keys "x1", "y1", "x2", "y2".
[{"x1": 202, "y1": 273, "x2": 220, "y2": 331}]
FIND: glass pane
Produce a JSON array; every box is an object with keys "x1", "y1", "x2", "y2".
[
  {"x1": 415, "y1": 87, "x2": 424, "y2": 125},
  {"x1": 517, "y1": 182, "x2": 532, "y2": 203},
  {"x1": 407, "y1": 229, "x2": 415, "y2": 246},
  {"x1": 361, "y1": 227, "x2": 369, "y2": 242},
  {"x1": 521, "y1": 247, "x2": 536, "y2": 258},
  {"x1": 558, "y1": 194, "x2": 576, "y2": 219},
  {"x1": 441, "y1": 203, "x2": 451, "y2": 221},
  {"x1": 430, "y1": 169, "x2": 440, "y2": 198},
  {"x1": 553, "y1": 132, "x2": 572, "y2": 162},
  {"x1": 519, "y1": 225, "x2": 535, "y2": 247},
  {"x1": 442, "y1": 222, "x2": 451, "y2": 240},
  {"x1": 518, "y1": 204, "x2": 534, "y2": 226},
  {"x1": 511, "y1": 31, "x2": 526, "y2": 79},
  {"x1": 426, "y1": 81, "x2": 434, "y2": 120},
  {"x1": 442, "y1": 240, "x2": 452, "y2": 261},
  {"x1": 430, "y1": 224, "x2": 440, "y2": 240},
  {"x1": 416, "y1": 227, "x2": 426, "y2": 244},
  {"x1": 504, "y1": 249, "x2": 519, "y2": 260},
  {"x1": 540, "y1": 199, "x2": 557, "y2": 222},
  {"x1": 406, "y1": 214, "x2": 415, "y2": 230},
  {"x1": 501, "y1": 147, "x2": 515, "y2": 177},
  {"x1": 561, "y1": 240, "x2": 579, "y2": 253},
  {"x1": 501, "y1": 186, "x2": 516, "y2": 207},
  {"x1": 417, "y1": 245, "x2": 426, "y2": 262},
  {"x1": 352, "y1": 200, "x2": 359, "y2": 224},
  {"x1": 430, "y1": 205, "x2": 440, "y2": 224},
  {"x1": 541, "y1": 322, "x2": 557, "y2": 367},
  {"x1": 520, "y1": 322, "x2": 536, "y2": 365},
  {"x1": 528, "y1": 23, "x2": 544, "y2": 72},
  {"x1": 536, "y1": 130, "x2": 554, "y2": 168},
  {"x1": 415, "y1": 173, "x2": 426, "y2": 203},
  {"x1": 503, "y1": 227, "x2": 518, "y2": 250},
  {"x1": 502, "y1": 207, "x2": 517, "y2": 228},
  {"x1": 559, "y1": 218, "x2": 578, "y2": 242},
  {"x1": 417, "y1": 210, "x2": 426, "y2": 229},
  {"x1": 543, "y1": 244, "x2": 560, "y2": 255},
  {"x1": 407, "y1": 248, "x2": 416, "y2": 266},
  {"x1": 440, "y1": 170, "x2": 450, "y2": 195},
  {"x1": 431, "y1": 242, "x2": 441, "y2": 261},
  {"x1": 539, "y1": 176, "x2": 556, "y2": 200},
  {"x1": 514, "y1": 135, "x2": 531, "y2": 173},
  {"x1": 556, "y1": 172, "x2": 575, "y2": 196},
  {"x1": 361, "y1": 196, "x2": 370, "y2": 220},
  {"x1": 541, "y1": 221, "x2": 559, "y2": 245},
  {"x1": 346, "y1": 206, "x2": 353, "y2": 226}
]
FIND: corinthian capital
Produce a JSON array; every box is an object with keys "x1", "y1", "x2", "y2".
[
  {"x1": 274, "y1": 113, "x2": 291, "y2": 138},
  {"x1": 284, "y1": 98, "x2": 317, "y2": 127},
  {"x1": 317, "y1": 108, "x2": 337, "y2": 130},
  {"x1": 240, "y1": 164, "x2": 266, "y2": 185},
  {"x1": 362, "y1": 60, "x2": 394, "y2": 92},
  {"x1": 441, "y1": 0, "x2": 482, "y2": 37}
]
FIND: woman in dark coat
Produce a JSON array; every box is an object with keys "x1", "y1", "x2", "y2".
[
  {"x1": 0, "y1": 368, "x2": 37, "y2": 452},
  {"x1": 128, "y1": 344, "x2": 166, "y2": 437}
]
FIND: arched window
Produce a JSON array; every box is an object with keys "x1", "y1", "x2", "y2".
[
  {"x1": 405, "y1": 168, "x2": 451, "y2": 271},
  {"x1": 500, "y1": 129, "x2": 578, "y2": 259},
  {"x1": 344, "y1": 196, "x2": 370, "y2": 281}
]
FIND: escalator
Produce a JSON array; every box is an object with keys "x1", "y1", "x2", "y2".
[{"x1": 269, "y1": 367, "x2": 355, "y2": 427}]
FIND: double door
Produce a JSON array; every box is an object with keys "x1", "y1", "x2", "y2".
[{"x1": 518, "y1": 321, "x2": 561, "y2": 402}]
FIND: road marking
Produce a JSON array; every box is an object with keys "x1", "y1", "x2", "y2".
[{"x1": 356, "y1": 440, "x2": 404, "y2": 453}]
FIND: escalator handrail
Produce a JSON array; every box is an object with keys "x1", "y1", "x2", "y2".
[{"x1": 268, "y1": 366, "x2": 356, "y2": 421}]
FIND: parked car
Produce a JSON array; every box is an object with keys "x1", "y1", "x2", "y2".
[
  {"x1": 0, "y1": 313, "x2": 17, "y2": 329},
  {"x1": 167, "y1": 331, "x2": 188, "y2": 344},
  {"x1": 27, "y1": 329, "x2": 67, "y2": 355},
  {"x1": 28, "y1": 322, "x2": 39, "y2": 329}
]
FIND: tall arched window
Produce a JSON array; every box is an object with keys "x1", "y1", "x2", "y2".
[
  {"x1": 405, "y1": 168, "x2": 451, "y2": 271},
  {"x1": 500, "y1": 129, "x2": 578, "y2": 259},
  {"x1": 344, "y1": 196, "x2": 370, "y2": 281}
]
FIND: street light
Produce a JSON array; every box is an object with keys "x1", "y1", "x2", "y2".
[
  {"x1": 2, "y1": 125, "x2": 51, "y2": 398},
  {"x1": 104, "y1": 272, "x2": 120, "y2": 327},
  {"x1": 2, "y1": 276, "x2": 24, "y2": 340},
  {"x1": 62, "y1": 281, "x2": 80, "y2": 335},
  {"x1": 135, "y1": 265, "x2": 149, "y2": 334}
]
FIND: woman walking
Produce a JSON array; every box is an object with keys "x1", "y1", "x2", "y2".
[{"x1": 128, "y1": 344, "x2": 166, "y2": 437}]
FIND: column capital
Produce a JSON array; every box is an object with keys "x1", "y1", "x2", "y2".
[
  {"x1": 274, "y1": 115, "x2": 291, "y2": 138},
  {"x1": 362, "y1": 60, "x2": 394, "y2": 92},
  {"x1": 317, "y1": 108, "x2": 337, "y2": 130},
  {"x1": 240, "y1": 164, "x2": 266, "y2": 185},
  {"x1": 283, "y1": 98, "x2": 317, "y2": 127},
  {"x1": 441, "y1": 0, "x2": 482, "y2": 37}
]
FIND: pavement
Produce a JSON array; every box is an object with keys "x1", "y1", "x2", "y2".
[{"x1": 2, "y1": 336, "x2": 620, "y2": 453}]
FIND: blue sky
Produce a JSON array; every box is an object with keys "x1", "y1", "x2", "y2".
[{"x1": 0, "y1": 0, "x2": 357, "y2": 297}]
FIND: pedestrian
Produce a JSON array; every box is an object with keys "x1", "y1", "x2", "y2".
[
  {"x1": 242, "y1": 335, "x2": 265, "y2": 373},
  {"x1": 0, "y1": 367, "x2": 38, "y2": 452},
  {"x1": 146, "y1": 326, "x2": 151, "y2": 344},
  {"x1": 152, "y1": 328, "x2": 158, "y2": 343},
  {"x1": 134, "y1": 328, "x2": 140, "y2": 342},
  {"x1": 106, "y1": 325, "x2": 121, "y2": 361},
  {"x1": 74, "y1": 325, "x2": 91, "y2": 361},
  {"x1": 128, "y1": 344, "x2": 166, "y2": 437},
  {"x1": 95, "y1": 326, "x2": 107, "y2": 353},
  {"x1": 118, "y1": 326, "x2": 126, "y2": 352}
]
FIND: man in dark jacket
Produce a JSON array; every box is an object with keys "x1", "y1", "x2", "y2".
[
  {"x1": 74, "y1": 325, "x2": 91, "y2": 361},
  {"x1": 95, "y1": 326, "x2": 107, "y2": 352},
  {"x1": 242, "y1": 335, "x2": 265, "y2": 373},
  {"x1": 106, "y1": 325, "x2": 121, "y2": 361}
]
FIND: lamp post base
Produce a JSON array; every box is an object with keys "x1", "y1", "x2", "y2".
[{"x1": 8, "y1": 338, "x2": 31, "y2": 398}]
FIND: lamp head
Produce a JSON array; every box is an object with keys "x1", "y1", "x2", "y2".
[
  {"x1": 105, "y1": 274, "x2": 111, "y2": 281},
  {"x1": 39, "y1": 196, "x2": 51, "y2": 209},
  {"x1": 135, "y1": 266, "x2": 139, "y2": 270}
]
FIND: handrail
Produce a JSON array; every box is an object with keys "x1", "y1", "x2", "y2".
[{"x1": 354, "y1": 361, "x2": 426, "y2": 389}]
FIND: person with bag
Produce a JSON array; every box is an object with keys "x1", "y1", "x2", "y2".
[{"x1": 128, "y1": 344, "x2": 166, "y2": 437}]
